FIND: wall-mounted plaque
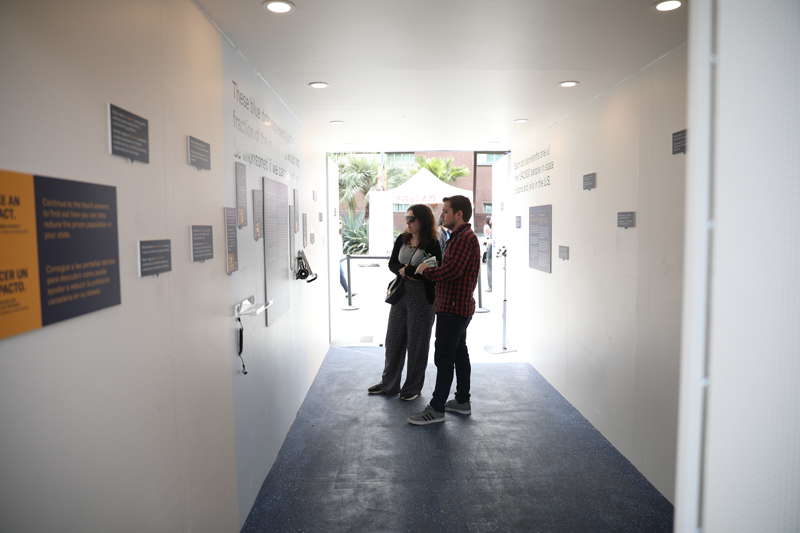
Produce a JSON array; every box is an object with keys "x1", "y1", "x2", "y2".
[
  {"x1": 529, "y1": 205, "x2": 552, "y2": 274},
  {"x1": 253, "y1": 190, "x2": 263, "y2": 240},
  {"x1": 138, "y1": 239, "x2": 171, "y2": 277},
  {"x1": 334, "y1": 208, "x2": 337, "y2": 218},
  {"x1": 293, "y1": 189, "x2": 300, "y2": 232},
  {"x1": 310, "y1": 233, "x2": 315, "y2": 245},
  {"x1": 190, "y1": 226, "x2": 213, "y2": 262},
  {"x1": 235, "y1": 162, "x2": 247, "y2": 227},
  {"x1": 224, "y1": 207, "x2": 238, "y2": 274},
  {"x1": 187, "y1": 136, "x2": 211, "y2": 170},
  {"x1": 0, "y1": 170, "x2": 121, "y2": 341},
  {"x1": 516, "y1": 216, "x2": 521, "y2": 229},
  {"x1": 583, "y1": 172, "x2": 597, "y2": 191},
  {"x1": 108, "y1": 104, "x2": 149, "y2": 163},
  {"x1": 313, "y1": 190, "x2": 317, "y2": 201},
  {"x1": 289, "y1": 211, "x2": 296, "y2": 270},
  {"x1": 263, "y1": 177, "x2": 289, "y2": 326},
  {"x1": 319, "y1": 212, "x2": 323, "y2": 222},
  {"x1": 302, "y1": 213, "x2": 308, "y2": 248},
  {"x1": 559, "y1": 245, "x2": 569, "y2": 260},
  {"x1": 672, "y1": 129, "x2": 687, "y2": 154},
  {"x1": 618, "y1": 212, "x2": 636, "y2": 229}
]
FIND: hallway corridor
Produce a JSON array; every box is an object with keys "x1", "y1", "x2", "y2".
[{"x1": 241, "y1": 347, "x2": 673, "y2": 532}]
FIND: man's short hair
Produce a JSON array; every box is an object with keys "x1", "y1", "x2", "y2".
[{"x1": 443, "y1": 195, "x2": 472, "y2": 223}]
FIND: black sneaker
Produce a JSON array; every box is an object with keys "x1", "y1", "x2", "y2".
[
  {"x1": 368, "y1": 383, "x2": 384, "y2": 394},
  {"x1": 400, "y1": 392, "x2": 420, "y2": 401}
]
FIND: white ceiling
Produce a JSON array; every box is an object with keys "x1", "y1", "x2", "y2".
[{"x1": 195, "y1": 0, "x2": 688, "y2": 153}]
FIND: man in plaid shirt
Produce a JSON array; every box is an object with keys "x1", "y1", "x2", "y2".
[{"x1": 409, "y1": 195, "x2": 481, "y2": 425}]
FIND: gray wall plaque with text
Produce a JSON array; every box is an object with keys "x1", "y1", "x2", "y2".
[
  {"x1": 293, "y1": 189, "x2": 300, "y2": 232},
  {"x1": 188, "y1": 136, "x2": 211, "y2": 170},
  {"x1": 672, "y1": 129, "x2": 687, "y2": 154},
  {"x1": 138, "y1": 239, "x2": 171, "y2": 277},
  {"x1": 264, "y1": 177, "x2": 289, "y2": 326},
  {"x1": 224, "y1": 207, "x2": 238, "y2": 274},
  {"x1": 583, "y1": 172, "x2": 596, "y2": 190},
  {"x1": 529, "y1": 205, "x2": 552, "y2": 273},
  {"x1": 190, "y1": 226, "x2": 213, "y2": 262},
  {"x1": 253, "y1": 190, "x2": 263, "y2": 240},
  {"x1": 109, "y1": 104, "x2": 149, "y2": 163},
  {"x1": 559, "y1": 246, "x2": 569, "y2": 260},
  {"x1": 302, "y1": 213, "x2": 308, "y2": 248},
  {"x1": 618, "y1": 212, "x2": 636, "y2": 229},
  {"x1": 235, "y1": 162, "x2": 247, "y2": 227}
]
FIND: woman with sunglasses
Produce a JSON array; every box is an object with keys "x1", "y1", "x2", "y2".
[{"x1": 368, "y1": 204, "x2": 442, "y2": 400}]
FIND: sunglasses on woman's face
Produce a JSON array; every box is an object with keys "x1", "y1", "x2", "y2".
[{"x1": 405, "y1": 216, "x2": 416, "y2": 223}]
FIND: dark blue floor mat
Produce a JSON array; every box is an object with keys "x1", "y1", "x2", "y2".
[{"x1": 242, "y1": 346, "x2": 673, "y2": 532}]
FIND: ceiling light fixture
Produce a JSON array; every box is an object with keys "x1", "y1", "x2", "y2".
[
  {"x1": 329, "y1": 120, "x2": 344, "y2": 125},
  {"x1": 263, "y1": 1, "x2": 295, "y2": 13},
  {"x1": 308, "y1": 82, "x2": 329, "y2": 89},
  {"x1": 488, "y1": 141, "x2": 500, "y2": 144},
  {"x1": 559, "y1": 81, "x2": 579, "y2": 88},
  {"x1": 514, "y1": 119, "x2": 529, "y2": 123},
  {"x1": 653, "y1": 0, "x2": 682, "y2": 11}
]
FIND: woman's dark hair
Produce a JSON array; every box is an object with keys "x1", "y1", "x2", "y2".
[{"x1": 402, "y1": 204, "x2": 439, "y2": 248}]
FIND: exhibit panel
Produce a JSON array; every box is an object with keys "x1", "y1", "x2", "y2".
[
  {"x1": 505, "y1": 44, "x2": 687, "y2": 502},
  {"x1": 219, "y1": 35, "x2": 329, "y2": 526}
]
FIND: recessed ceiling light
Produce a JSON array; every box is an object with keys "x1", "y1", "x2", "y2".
[
  {"x1": 559, "y1": 81, "x2": 579, "y2": 88},
  {"x1": 343, "y1": 142, "x2": 355, "y2": 145},
  {"x1": 329, "y1": 120, "x2": 344, "y2": 125},
  {"x1": 263, "y1": 1, "x2": 294, "y2": 13},
  {"x1": 514, "y1": 119, "x2": 529, "y2": 123},
  {"x1": 653, "y1": 0, "x2": 682, "y2": 11},
  {"x1": 308, "y1": 81, "x2": 329, "y2": 89},
  {"x1": 488, "y1": 141, "x2": 500, "y2": 144}
]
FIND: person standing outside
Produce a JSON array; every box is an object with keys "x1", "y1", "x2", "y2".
[
  {"x1": 368, "y1": 205, "x2": 442, "y2": 400},
  {"x1": 408, "y1": 195, "x2": 481, "y2": 425}
]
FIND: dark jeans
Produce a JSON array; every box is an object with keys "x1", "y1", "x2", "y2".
[{"x1": 430, "y1": 312, "x2": 472, "y2": 412}]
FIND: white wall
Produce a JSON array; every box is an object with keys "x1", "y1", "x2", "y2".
[
  {"x1": 0, "y1": 1, "x2": 331, "y2": 531},
  {"x1": 676, "y1": 1, "x2": 800, "y2": 531},
  {"x1": 503, "y1": 44, "x2": 687, "y2": 502}
]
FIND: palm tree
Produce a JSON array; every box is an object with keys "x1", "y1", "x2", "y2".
[
  {"x1": 337, "y1": 154, "x2": 413, "y2": 217},
  {"x1": 338, "y1": 155, "x2": 377, "y2": 214},
  {"x1": 411, "y1": 156, "x2": 470, "y2": 183}
]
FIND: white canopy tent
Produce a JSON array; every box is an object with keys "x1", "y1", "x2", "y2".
[{"x1": 368, "y1": 168, "x2": 474, "y2": 256}]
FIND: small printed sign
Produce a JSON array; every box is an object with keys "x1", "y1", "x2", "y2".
[
  {"x1": 253, "y1": 190, "x2": 263, "y2": 240},
  {"x1": 188, "y1": 136, "x2": 211, "y2": 170},
  {"x1": 618, "y1": 212, "x2": 636, "y2": 229},
  {"x1": 583, "y1": 172, "x2": 596, "y2": 191},
  {"x1": 673, "y1": 129, "x2": 687, "y2": 154},
  {"x1": 516, "y1": 216, "x2": 521, "y2": 229},
  {"x1": 293, "y1": 189, "x2": 300, "y2": 232},
  {"x1": 310, "y1": 233, "x2": 315, "y2": 245},
  {"x1": 190, "y1": 226, "x2": 213, "y2": 262},
  {"x1": 235, "y1": 162, "x2": 247, "y2": 228},
  {"x1": 108, "y1": 104, "x2": 149, "y2": 163},
  {"x1": 559, "y1": 246, "x2": 569, "y2": 260},
  {"x1": 138, "y1": 239, "x2": 171, "y2": 277},
  {"x1": 313, "y1": 190, "x2": 317, "y2": 201},
  {"x1": 224, "y1": 207, "x2": 238, "y2": 274},
  {"x1": 319, "y1": 212, "x2": 323, "y2": 222},
  {"x1": 302, "y1": 213, "x2": 308, "y2": 248}
]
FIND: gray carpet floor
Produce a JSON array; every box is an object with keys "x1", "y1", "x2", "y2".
[{"x1": 241, "y1": 346, "x2": 673, "y2": 532}]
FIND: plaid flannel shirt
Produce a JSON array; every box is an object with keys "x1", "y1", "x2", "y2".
[{"x1": 423, "y1": 223, "x2": 481, "y2": 317}]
